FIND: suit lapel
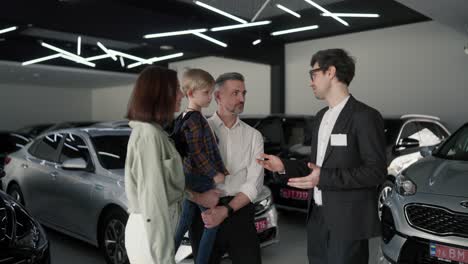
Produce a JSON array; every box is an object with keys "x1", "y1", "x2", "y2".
[{"x1": 322, "y1": 96, "x2": 356, "y2": 164}]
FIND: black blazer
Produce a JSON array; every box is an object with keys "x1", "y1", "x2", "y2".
[{"x1": 282, "y1": 95, "x2": 387, "y2": 240}]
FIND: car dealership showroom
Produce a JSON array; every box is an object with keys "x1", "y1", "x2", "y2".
[{"x1": 1, "y1": 0, "x2": 468, "y2": 264}]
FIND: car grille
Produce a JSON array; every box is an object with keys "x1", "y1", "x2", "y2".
[{"x1": 405, "y1": 204, "x2": 468, "y2": 238}]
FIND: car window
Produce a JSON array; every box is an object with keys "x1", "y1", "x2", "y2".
[
  {"x1": 59, "y1": 134, "x2": 92, "y2": 166},
  {"x1": 399, "y1": 122, "x2": 421, "y2": 143},
  {"x1": 418, "y1": 122, "x2": 448, "y2": 147},
  {"x1": 90, "y1": 135, "x2": 130, "y2": 170},
  {"x1": 32, "y1": 133, "x2": 63, "y2": 162},
  {"x1": 435, "y1": 125, "x2": 468, "y2": 161}
]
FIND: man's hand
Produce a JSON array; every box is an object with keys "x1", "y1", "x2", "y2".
[
  {"x1": 213, "y1": 173, "x2": 226, "y2": 184},
  {"x1": 287, "y1": 163, "x2": 321, "y2": 189},
  {"x1": 201, "y1": 206, "x2": 228, "y2": 228},
  {"x1": 256, "y1": 153, "x2": 285, "y2": 172},
  {"x1": 194, "y1": 189, "x2": 221, "y2": 208}
]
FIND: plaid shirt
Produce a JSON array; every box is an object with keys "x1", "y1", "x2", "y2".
[{"x1": 172, "y1": 111, "x2": 229, "y2": 192}]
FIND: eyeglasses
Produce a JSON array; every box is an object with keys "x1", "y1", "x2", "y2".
[{"x1": 309, "y1": 67, "x2": 325, "y2": 81}]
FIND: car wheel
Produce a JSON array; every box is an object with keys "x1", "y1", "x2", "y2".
[
  {"x1": 7, "y1": 183, "x2": 25, "y2": 205},
  {"x1": 378, "y1": 180, "x2": 394, "y2": 220},
  {"x1": 99, "y1": 209, "x2": 129, "y2": 264}
]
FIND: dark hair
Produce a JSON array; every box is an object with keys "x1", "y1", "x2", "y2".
[
  {"x1": 310, "y1": 49, "x2": 356, "y2": 86},
  {"x1": 126, "y1": 66, "x2": 178, "y2": 125},
  {"x1": 215, "y1": 72, "x2": 245, "y2": 89}
]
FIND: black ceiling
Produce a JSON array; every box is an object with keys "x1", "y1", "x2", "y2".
[{"x1": 0, "y1": 0, "x2": 429, "y2": 73}]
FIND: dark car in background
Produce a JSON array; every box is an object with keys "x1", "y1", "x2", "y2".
[
  {"x1": 0, "y1": 190, "x2": 50, "y2": 263},
  {"x1": 268, "y1": 114, "x2": 450, "y2": 215},
  {"x1": 1, "y1": 132, "x2": 31, "y2": 190},
  {"x1": 240, "y1": 114, "x2": 314, "y2": 211}
]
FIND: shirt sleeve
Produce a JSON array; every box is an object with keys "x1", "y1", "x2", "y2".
[
  {"x1": 239, "y1": 130, "x2": 264, "y2": 202},
  {"x1": 133, "y1": 134, "x2": 176, "y2": 264}
]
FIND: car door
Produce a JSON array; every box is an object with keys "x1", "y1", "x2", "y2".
[
  {"x1": 52, "y1": 133, "x2": 94, "y2": 236},
  {"x1": 22, "y1": 133, "x2": 63, "y2": 222}
]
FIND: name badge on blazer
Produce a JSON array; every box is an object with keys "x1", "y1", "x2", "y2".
[{"x1": 330, "y1": 134, "x2": 347, "y2": 146}]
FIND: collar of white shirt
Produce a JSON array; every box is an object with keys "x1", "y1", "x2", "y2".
[
  {"x1": 327, "y1": 95, "x2": 350, "y2": 113},
  {"x1": 210, "y1": 111, "x2": 242, "y2": 129}
]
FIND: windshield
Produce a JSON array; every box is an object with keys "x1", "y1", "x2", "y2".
[
  {"x1": 91, "y1": 135, "x2": 130, "y2": 170},
  {"x1": 434, "y1": 125, "x2": 468, "y2": 161}
]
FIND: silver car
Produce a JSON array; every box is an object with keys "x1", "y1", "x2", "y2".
[
  {"x1": 2, "y1": 127, "x2": 279, "y2": 264},
  {"x1": 381, "y1": 123, "x2": 468, "y2": 263}
]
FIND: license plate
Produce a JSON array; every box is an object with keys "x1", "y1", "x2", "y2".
[
  {"x1": 255, "y1": 218, "x2": 268, "y2": 233},
  {"x1": 430, "y1": 243, "x2": 468, "y2": 263},
  {"x1": 280, "y1": 188, "x2": 308, "y2": 200}
]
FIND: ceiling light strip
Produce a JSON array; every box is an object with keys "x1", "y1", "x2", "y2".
[
  {"x1": 304, "y1": 0, "x2": 349, "y2": 26},
  {"x1": 77, "y1": 36, "x2": 81, "y2": 55},
  {"x1": 127, "y1": 52, "x2": 184, "y2": 69},
  {"x1": 193, "y1": 32, "x2": 228, "y2": 47},
  {"x1": 0, "y1": 26, "x2": 18, "y2": 35},
  {"x1": 22, "y1": 54, "x2": 62, "y2": 66},
  {"x1": 194, "y1": 1, "x2": 247, "y2": 24},
  {"x1": 322, "y1": 13, "x2": 379, "y2": 18},
  {"x1": 252, "y1": 39, "x2": 261, "y2": 45},
  {"x1": 59, "y1": 54, "x2": 96, "y2": 67},
  {"x1": 143, "y1": 28, "x2": 207, "y2": 39},
  {"x1": 97, "y1": 42, "x2": 117, "y2": 61},
  {"x1": 271, "y1": 25, "x2": 319, "y2": 36},
  {"x1": 86, "y1": 54, "x2": 112, "y2": 61},
  {"x1": 107, "y1": 49, "x2": 147, "y2": 62},
  {"x1": 211, "y1": 20, "x2": 271, "y2": 32},
  {"x1": 276, "y1": 4, "x2": 301, "y2": 18},
  {"x1": 251, "y1": 0, "x2": 272, "y2": 22},
  {"x1": 41, "y1": 42, "x2": 96, "y2": 67}
]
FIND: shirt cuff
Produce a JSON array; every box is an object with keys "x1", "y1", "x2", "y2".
[{"x1": 239, "y1": 184, "x2": 259, "y2": 202}]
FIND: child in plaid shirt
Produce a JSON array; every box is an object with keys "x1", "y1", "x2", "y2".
[{"x1": 172, "y1": 69, "x2": 229, "y2": 264}]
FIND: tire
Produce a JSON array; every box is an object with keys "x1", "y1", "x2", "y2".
[
  {"x1": 99, "y1": 208, "x2": 129, "y2": 264},
  {"x1": 7, "y1": 183, "x2": 25, "y2": 206},
  {"x1": 378, "y1": 180, "x2": 394, "y2": 220}
]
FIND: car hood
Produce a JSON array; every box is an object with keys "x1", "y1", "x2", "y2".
[{"x1": 405, "y1": 156, "x2": 468, "y2": 198}]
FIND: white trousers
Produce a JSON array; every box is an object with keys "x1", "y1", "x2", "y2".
[{"x1": 125, "y1": 213, "x2": 155, "y2": 264}]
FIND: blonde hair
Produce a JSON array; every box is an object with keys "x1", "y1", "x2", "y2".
[{"x1": 181, "y1": 68, "x2": 215, "y2": 96}]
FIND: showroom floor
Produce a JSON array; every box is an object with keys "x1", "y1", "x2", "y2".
[{"x1": 47, "y1": 210, "x2": 387, "y2": 264}]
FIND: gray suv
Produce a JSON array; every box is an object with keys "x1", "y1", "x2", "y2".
[{"x1": 381, "y1": 123, "x2": 468, "y2": 263}]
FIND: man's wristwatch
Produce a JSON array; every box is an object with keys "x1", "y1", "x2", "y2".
[{"x1": 222, "y1": 204, "x2": 234, "y2": 217}]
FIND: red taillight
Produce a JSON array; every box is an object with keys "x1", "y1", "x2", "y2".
[{"x1": 4, "y1": 156, "x2": 11, "y2": 165}]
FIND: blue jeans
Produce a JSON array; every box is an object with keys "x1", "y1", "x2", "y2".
[{"x1": 175, "y1": 199, "x2": 218, "y2": 264}]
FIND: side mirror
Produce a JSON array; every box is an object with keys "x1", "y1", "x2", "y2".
[
  {"x1": 62, "y1": 158, "x2": 87, "y2": 170},
  {"x1": 397, "y1": 137, "x2": 420, "y2": 150}
]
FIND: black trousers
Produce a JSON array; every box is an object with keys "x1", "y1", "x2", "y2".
[
  {"x1": 189, "y1": 198, "x2": 262, "y2": 264},
  {"x1": 307, "y1": 206, "x2": 369, "y2": 264}
]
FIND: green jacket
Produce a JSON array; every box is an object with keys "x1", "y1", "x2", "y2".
[{"x1": 125, "y1": 121, "x2": 185, "y2": 264}]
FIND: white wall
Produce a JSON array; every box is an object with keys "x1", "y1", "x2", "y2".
[
  {"x1": 169, "y1": 56, "x2": 271, "y2": 116},
  {"x1": 0, "y1": 84, "x2": 92, "y2": 130},
  {"x1": 92, "y1": 84, "x2": 133, "y2": 121},
  {"x1": 285, "y1": 21, "x2": 468, "y2": 131}
]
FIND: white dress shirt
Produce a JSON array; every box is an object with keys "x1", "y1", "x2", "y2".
[
  {"x1": 314, "y1": 95, "x2": 350, "y2": 205},
  {"x1": 208, "y1": 112, "x2": 264, "y2": 202}
]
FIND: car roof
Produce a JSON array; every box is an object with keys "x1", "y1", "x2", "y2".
[{"x1": 40, "y1": 127, "x2": 132, "y2": 137}]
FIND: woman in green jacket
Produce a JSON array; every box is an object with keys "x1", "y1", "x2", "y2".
[{"x1": 124, "y1": 66, "x2": 185, "y2": 264}]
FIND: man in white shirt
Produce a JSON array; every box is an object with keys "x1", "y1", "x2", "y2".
[
  {"x1": 257, "y1": 49, "x2": 386, "y2": 264},
  {"x1": 189, "y1": 72, "x2": 264, "y2": 264}
]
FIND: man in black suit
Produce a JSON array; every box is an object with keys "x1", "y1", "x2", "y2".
[{"x1": 257, "y1": 49, "x2": 386, "y2": 263}]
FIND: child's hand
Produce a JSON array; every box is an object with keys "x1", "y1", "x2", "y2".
[{"x1": 213, "y1": 173, "x2": 225, "y2": 184}]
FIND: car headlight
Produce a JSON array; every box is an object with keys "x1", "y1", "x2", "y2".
[
  {"x1": 254, "y1": 197, "x2": 272, "y2": 216},
  {"x1": 395, "y1": 172, "x2": 417, "y2": 196}
]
